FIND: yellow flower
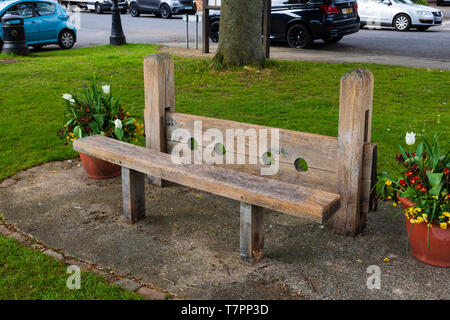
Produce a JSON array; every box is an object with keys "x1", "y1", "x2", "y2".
[
  {"x1": 384, "y1": 258, "x2": 390, "y2": 262},
  {"x1": 385, "y1": 180, "x2": 392, "y2": 186},
  {"x1": 392, "y1": 202, "x2": 397, "y2": 207},
  {"x1": 444, "y1": 212, "x2": 450, "y2": 218},
  {"x1": 387, "y1": 196, "x2": 392, "y2": 200},
  {"x1": 440, "y1": 222, "x2": 448, "y2": 229}
]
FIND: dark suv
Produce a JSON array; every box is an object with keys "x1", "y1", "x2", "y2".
[
  {"x1": 129, "y1": 0, "x2": 196, "y2": 19},
  {"x1": 208, "y1": 0, "x2": 360, "y2": 48}
]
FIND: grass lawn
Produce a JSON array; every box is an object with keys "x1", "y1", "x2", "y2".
[
  {"x1": 0, "y1": 44, "x2": 448, "y2": 182},
  {"x1": 0, "y1": 236, "x2": 142, "y2": 299},
  {"x1": 0, "y1": 43, "x2": 448, "y2": 299}
]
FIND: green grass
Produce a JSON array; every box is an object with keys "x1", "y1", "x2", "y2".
[
  {"x1": 0, "y1": 44, "x2": 448, "y2": 181},
  {"x1": 0, "y1": 43, "x2": 448, "y2": 299},
  {"x1": 0, "y1": 236, "x2": 142, "y2": 299}
]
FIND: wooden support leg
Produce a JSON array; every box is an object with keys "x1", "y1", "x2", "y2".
[
  {"x1": 122, "y1": 168, "x2": 145, "y2": 224},
  {"x1": 334, "y1": 69, "x2": 374, "y2": 237},
  {"x1": 240, "y1": 202, "x2": 264, "y2": 262}
]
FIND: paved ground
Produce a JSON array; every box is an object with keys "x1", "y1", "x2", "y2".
[
  {"x1": 68, "y1": 6, "x2": 450, "y2": 67},
  {"x1": 0, "y1": 160, "x2": 448, "y2": 299}
]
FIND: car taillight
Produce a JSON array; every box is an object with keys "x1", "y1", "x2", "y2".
[
  {"x1": 353, "y1": 3, "x2": 358, "y2": 11},
  {"x1": 320, "y1": 5, "x2": 340, "y2": 14}
]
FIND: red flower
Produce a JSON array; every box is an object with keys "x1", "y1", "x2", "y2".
[
  {"x1": 395, "y1": 154, "x2": 404, "y2": 162},
  {"x1": 419, "y1": 185, "x2": 427, "y2": 193},
  {"x1": 444, "y1": 167, "x2": 450, "y2": 176},
  {"x1": 410, "y1": 176, "x2": 421, "y2": 185},
  {"x1": 405, "y1": 171, "x2": 414, "y2": 178},
  {"x1": 399, "y1": 179, "x2": 406, "y2": 187}
]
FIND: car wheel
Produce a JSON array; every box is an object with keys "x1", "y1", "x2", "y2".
[
  {"x1": 58, "y1": 30, "x2": 75, "y2": 49},
  {"x1": 322, "y1": 35, "x2": 343, "y2": 44},
  {"x1": 160, "y1": 3, "x2": 171, "y2": 19},
  {"x1": 393, "y1": 14, "x2": 411, "y2": 31},
  {"x1": 416, "y1": 26, "x2": 430, "y2": 31},
  {"x1": 209, "y1": 21, "x2": 220, "y2": 43},
  {"x1": 286, "y1": 24, "x2": 312, "y2": 49},
  {"x1": 95, "y1": 2, "x2": 103, "y2": 14},
  {"x1": 0, "y1": 39, "x2": 3, "y2": 51},
  {"x1": 436, "y1": 0, "x2": 442, "y2": 5},
  {"x1": 129, "y1": 3, "x2": 140, "y2": 17}
]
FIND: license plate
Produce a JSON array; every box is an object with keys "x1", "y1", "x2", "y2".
[
  {"x1": 342, "y1": 8, "x2": 353, "y2": 14},
  {"x1": 185, "y1": 6, "x2": 192, "y2": 10}
]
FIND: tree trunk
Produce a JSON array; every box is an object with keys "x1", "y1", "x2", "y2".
[{"x1": 213, "y1": 0, "x2": 265, "y2": 68}]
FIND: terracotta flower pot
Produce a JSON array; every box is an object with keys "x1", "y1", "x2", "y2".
[
  {"x1": 79, "y1": 153, "x2": 121, "y2": 179},
  {"x1": 398, "y1": 194, "x2": 450, "y2": 267}
]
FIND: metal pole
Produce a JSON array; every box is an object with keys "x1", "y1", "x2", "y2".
[
  {"x1": 186, "y1": 14, "x2": 189, "y2": 49},
  {"x1": 202, "y1": 2, "x2": 209, "y2": 53},
  {"x1": 110, "y1": 0, "x2": 126, "y2": 46},
  {"x1": 195, "y1": 14, "x2": 199, "y2": 50},
  {"x1": 263, "y1": 0, "x2": 271, "y2": 58}
]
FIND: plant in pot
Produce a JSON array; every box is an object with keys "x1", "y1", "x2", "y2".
[
  {"x1": 58, "y1": 77, "x2": 144, "y2": 179},
  {"x1": 375, "y1": 133, "x2": 450, "y2": 267}
]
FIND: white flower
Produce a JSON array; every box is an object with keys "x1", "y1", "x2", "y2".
[
  {"x1": 69, "y1": 99, "x2": 75, "y2": 104},
  {"x1": 114, "y1": 119, "x2": 122, "y2": 129},
  {"x1": 62, "y1": 93, "x2": 73, "y2": 100},
  {"x1": 102, "y1": 85, "x2": 110, "y2": 95},
  {"x1": 405, "y1": 132, "x2": 416, "y2": 146}
]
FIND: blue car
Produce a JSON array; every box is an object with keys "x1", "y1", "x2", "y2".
[{"x1": 0, "y1": 0, "x2": 76, "y2": 50}]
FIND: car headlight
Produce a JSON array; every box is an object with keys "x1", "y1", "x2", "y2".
[{"x1": 416, "y1": 10, "x2": 432, "y2": 16}]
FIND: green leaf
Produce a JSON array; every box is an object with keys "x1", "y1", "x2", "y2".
[
  {"x1": 429, "y1": 183, "x2": 443, "y2": 197},
  {"x1": 114, "y1": 127, "x2": 124, "y2": 141},
  {"x1": 89, "y1": 121, "x2": 100, "y2": 135},
  {"x1": 93, "y1": 114, "x2": 105, "y2": 128},
  {"x1": 416, "y1": 142, "x2": 423, "y2": 159},
  {"x1": 426, "y1": 172, "x2": 443, "y2": 188},
  {"x1": 398, "y1": 144, "x2": 409, "y2": 161},
  {"x1": 74, "y1": 126, "x2": 82, "y2": 139}
]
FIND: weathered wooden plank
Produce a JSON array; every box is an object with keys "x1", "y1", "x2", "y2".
[
  {"x1": 74, "y1": 135, "x2": 341, "y2": 224},
  {"x1": 334, "y1": 69, "x2": 374, "y2": 237},
  {"x1": 240, "y1": 202, "x2": 264, "y2": 262},
  {"x1": 167, "y1": 140, "x2": 338, "y2": 193},
  {"x1": 122, "y1": 167, "x2": 146, "y2": 224},
  {"x1": 166, "y1": 112, "x2": 340, "y2": 173},
  {"x1": 144, "y1": 53, "x2": 175, "y2": 187},
  {"x1": 360, "y1": 143, "x2": 377, "y2": 214}
]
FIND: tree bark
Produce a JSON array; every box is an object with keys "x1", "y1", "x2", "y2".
[{"x1": 213, "y1": 0, "x2": 265, "y2": 68}]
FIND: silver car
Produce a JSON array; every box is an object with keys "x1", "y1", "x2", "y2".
[{"x1": 358, "y1": 0, "x2": 443, "y2": 31}]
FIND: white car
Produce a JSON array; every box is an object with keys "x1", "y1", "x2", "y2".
[{"x1": 358, "y1": 0, "x2": 443, "y2": 31}]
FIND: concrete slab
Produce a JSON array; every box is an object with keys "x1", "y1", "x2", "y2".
[{"x1": 0, "y1": 159, "x2": 448, "y2": 299}]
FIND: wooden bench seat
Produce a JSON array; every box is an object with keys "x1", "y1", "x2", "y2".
[
  {"x1": 72, "y1": 54, "x2": 377, "y2": 262},
  {"x1": 74, "y1": 135, "x2": 341, "y2": 225}
]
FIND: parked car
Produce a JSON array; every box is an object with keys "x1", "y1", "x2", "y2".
[
  {"x1": 129, "y1": 0, "x2": 196, "y2": 19},
  {"x1": 358, "y1": 0, "x2": 443, "y2": 31},
  {"x1": 208, "y1": 0, "x2": 360, "y2": 49},
  {"x1": 436, "y1": 0, "x2": 450, "y2": 6},
  {"x1": 0, "y1": 0, "x2": 77, "y2": 50},
  {"x1": 85, "y1": 0, "x2": 128, "y2": 14}
]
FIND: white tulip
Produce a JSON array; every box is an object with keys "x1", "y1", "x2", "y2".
[
  {"x1": 405, "y1": 132, "x2": 416, "y2": 146},
  {"x1": 62, "y1": 94, "x2": 73, "y2": 100},
  {"x1": 114, "y1": 119, "x2": 122, "y2": 129},
  {"x1": 69, "y1": 99, "x2": 75, "y2": 104},
  {"x1": 102, "y1": 85, "x2": 110, "y2": 95}
]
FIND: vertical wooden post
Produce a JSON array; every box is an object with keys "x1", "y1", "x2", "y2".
[
  {"x1": 202, "y1": 0, "x2": 209, "y2": 53},
  {"x1": 334, "y1": 69, "x2": 374, "y2": 237},
  {"x1": 122, "y1": 168, "x2": 146, "y2": 224},
  {"x1": 263, "y1": 0, "x2": 271, "y2": 59},
  {"x1": 144, "y1": 53, "x2": 175, "y2": 187},
  {"x1": 240, "y1": 202, "x2": 264, "y2": 262}
]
